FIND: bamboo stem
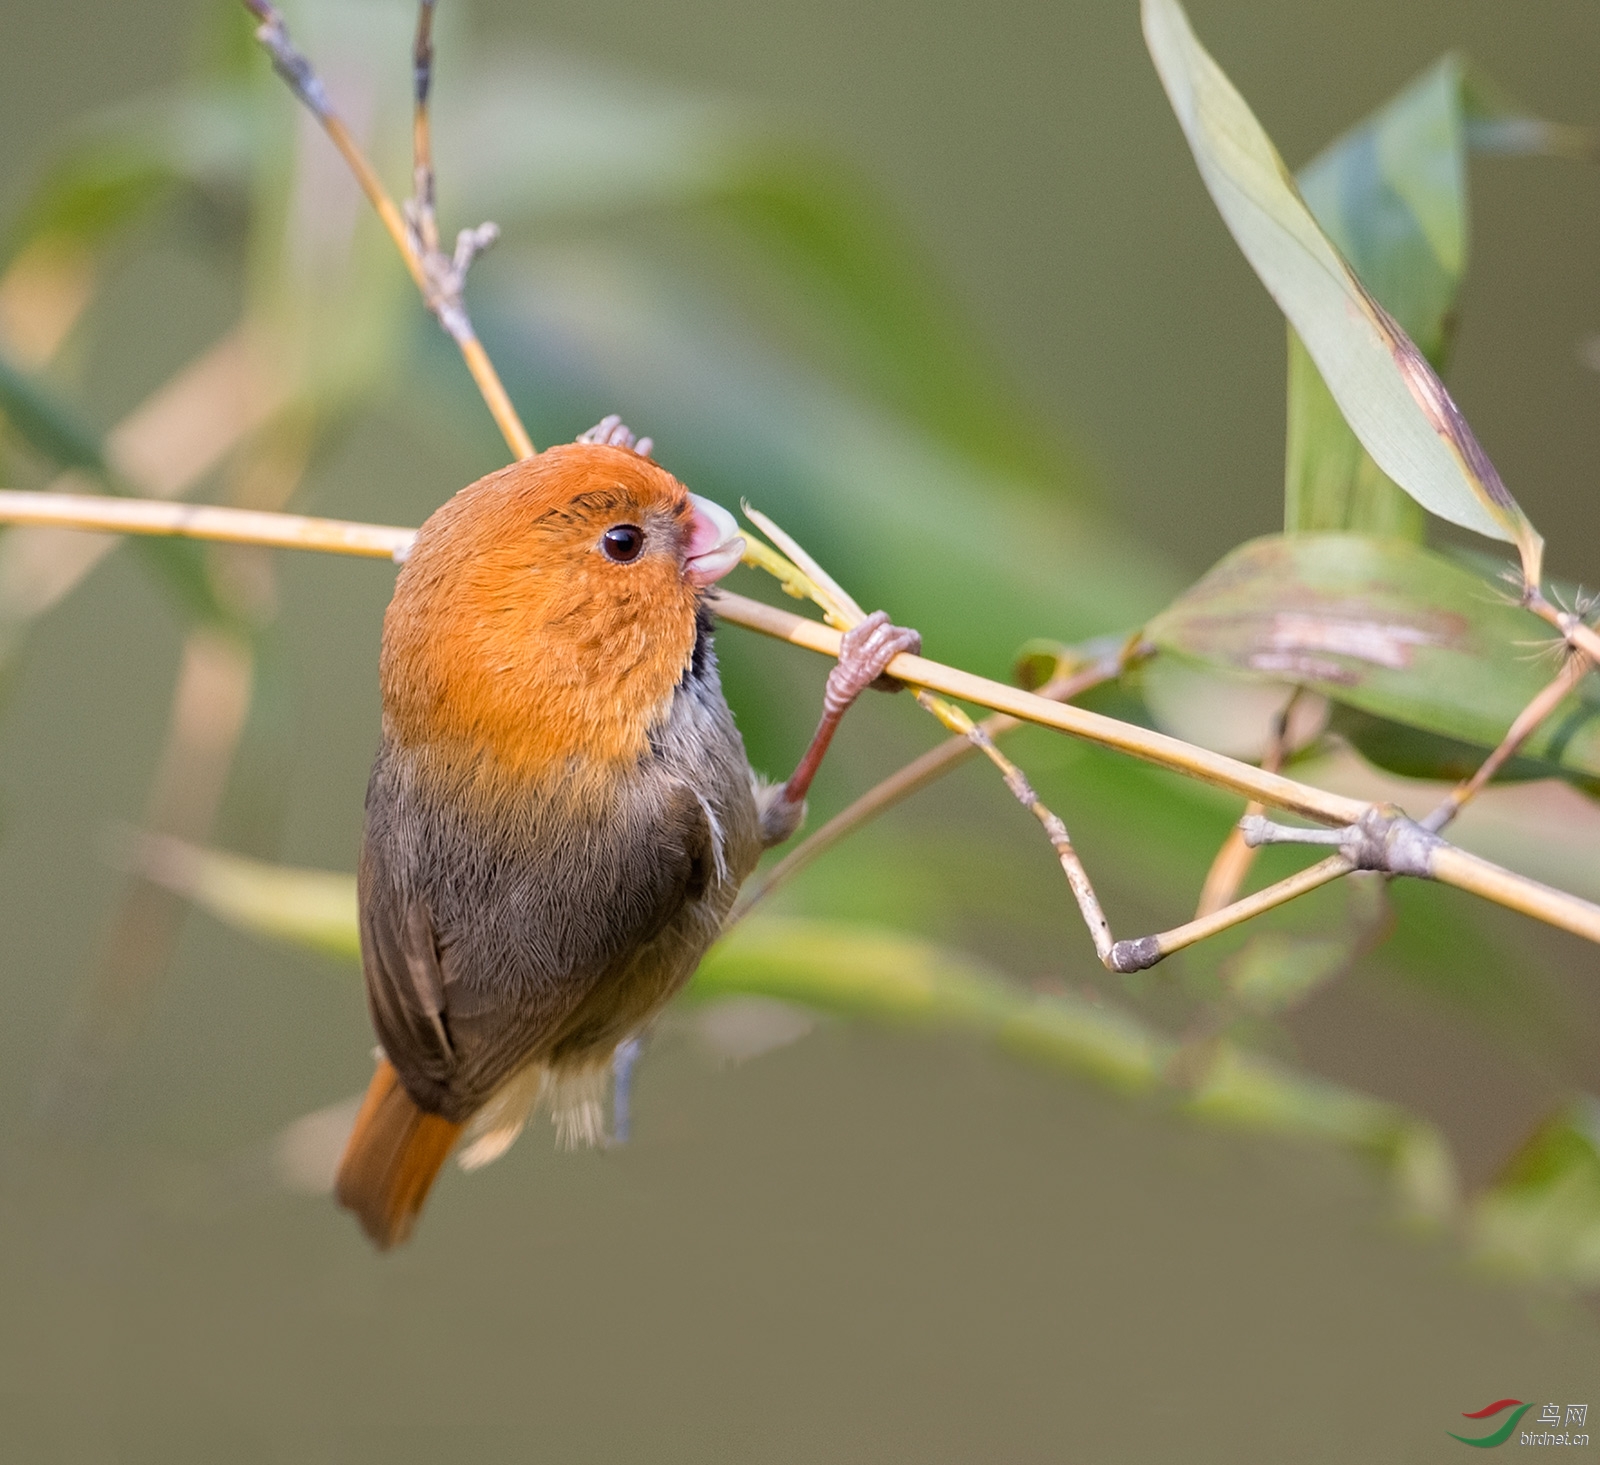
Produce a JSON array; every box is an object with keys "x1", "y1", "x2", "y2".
[
  {"x1": 0, "y1": 490, "x2": 411, "y2": 559},
  {"x1": 1110, "y1": 856, "x2": 1353, "y2": 970},
  {"x1": 914, "y1": 690, "x2": 1115, "y2": 964},
  {"x1": 1422, "y1": 655, "x2": 1589, "y2": 832},
  {"x1": 711, "y1": 589, "x2": 1369, "y2": 826},
  {"x1": 1430, "y1": 844, "x2": 1600, "y2": 944},
  {"x1": 6, "y1": 489, "x2": 1600, "y2": 950},
  {"x1": 1193, "y1": 693, "x2": 1298, "y2": 918},
  {"x1": 732, "y1": 653, "x2": 1124, "y2": 921},
  {"x1": 240, "y1": 0, "x2": 534, "y2": 460}
]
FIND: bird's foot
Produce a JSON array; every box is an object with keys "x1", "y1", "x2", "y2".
[
  {"x1": 608, "y1": 1036, "x2": 643, "y2": 1146},
  {"x1": 825, "y1": 610, "x2": 922, "y2": 713},
  {"x1": 577, "y1": 414, "x2": 653, "y2": 459},
  {"x1": 765, "y1": 611, "x2": 922, "y2": 845}
]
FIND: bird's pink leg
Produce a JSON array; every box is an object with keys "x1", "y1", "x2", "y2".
[{"x1": 761, "y1": 611, "x2": 922, "y2": 845}]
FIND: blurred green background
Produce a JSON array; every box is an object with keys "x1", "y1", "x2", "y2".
[{"x1": 1, "y1": 1, "x2": 1599, "y2": 1460}]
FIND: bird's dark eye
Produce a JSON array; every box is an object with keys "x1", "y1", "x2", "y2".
[{"x1": 601, "y1": 524, "x2": 645, "y2": 563}]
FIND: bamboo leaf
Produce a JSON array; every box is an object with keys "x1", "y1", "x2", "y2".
[
  {"x1": 3, "y1": 88, "x2": 257, "y2": 268},
  {"x1": 1286, "y1": 56, "x2": 1592, "y2": 535},
  {"x1": 1142, "y1": 0, "x2": 1544, "y2": 582},
  {"x1": 475, "y1": 253, "x2": 1171, "y2": 677},
  {"x1": 440, "y1": 59, "x2": 1062, "y2": 482},
  {"x1": 1223, "y1": 930, "x2": 1367, "y2": 1017},
  {"x1": 1146, "y1": 533, "x2": 1600, "y2": 777},
  {"x1": 0, "y1": 348, "x2": 108, "y2": 472},
  {"x1": 1473, "y1": 1097, "x2": 1600, "y2": 1286},
  {"x1": 132, "y1": 833, "x2": 1448, "y2": 1193},
  {"x1": 127, "y1": 831, "x2": 360, "y2": 961}
]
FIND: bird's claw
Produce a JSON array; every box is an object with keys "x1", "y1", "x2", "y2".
[
  {"x1": 577, "y1": 414, "x2": 654, "y2": 459},
  {"x1": 827, "y1": 611, "x2": 922, "y2": 711}
]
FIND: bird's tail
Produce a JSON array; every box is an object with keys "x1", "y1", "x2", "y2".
[{"x1": 335, "y1": 1058, "x2": 463, "y2": 1249}]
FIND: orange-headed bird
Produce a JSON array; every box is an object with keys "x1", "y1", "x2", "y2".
[{"x1": 336, "y1": 418, "x2": 919, "y2": 1247}]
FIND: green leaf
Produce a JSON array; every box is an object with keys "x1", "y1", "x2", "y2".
[
  {"x1": 1473, "y1": 1097, "x2": 1600, "y2": 1286},
  {"x1": 133, "y1": 832, "x2": 1449, "y2": 1192},
  {"x1": 128, "y1": 832, "x2": 360, "y2": 962},
  {"x1": 477, "y1": 253, "x2": 1172, "y2": 677},
  {"x1": 1145, "y1": 533, "x2": 1600, "y2": 777},
  {"x1": 3, "y1": 87, "x2": 258, "y2": 269},
  {"x1": 1141, "y1": 0, "x2": 1543, "y2": 582},
  {"x1": 0, "y1": 349, "x2": 108, "y2": 472},
  {"x1": 439, "y1": 58, "x2": 1064, "y2": 483},
  {"x1": 1222, "y1": 898, "x2": 1384, "y2": 1018},
  {"x1": 1285, "y1": 331, "x2": 1425, "y2": 539},
  {"x1": 1286, "y1": 56, "x2": 1592, "y2": 535}
]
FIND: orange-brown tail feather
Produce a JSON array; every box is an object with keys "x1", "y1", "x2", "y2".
[{"x1": 335, "y1": 1059, "x2": 463, "y2": 1249}]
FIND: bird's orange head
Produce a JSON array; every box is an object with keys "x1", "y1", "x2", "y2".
[{"x1": 380, "y1": 442, "x2": 744, "y2": 795}]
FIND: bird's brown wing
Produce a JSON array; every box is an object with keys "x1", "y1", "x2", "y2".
[
  {"x1": 357, "y1": 835, "x2": 458, "y2": 1106},
  {"x1": 357, "y1": 777, "x2": 718, "y2": 1121}
]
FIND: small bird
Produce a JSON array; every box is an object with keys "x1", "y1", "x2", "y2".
[{"x1": 336, "y1": 417, "x2": 920, "y2": 1247}]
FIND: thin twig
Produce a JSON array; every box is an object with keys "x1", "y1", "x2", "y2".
[
  {"x1": 732, "y1": 650, "x2": 1127, "y2": 921},
  {"x1": 0, "y1": 490, "x2": 410, "y2": 559},
  {"x1": 1421, "y1": 654, "x2": 1590, "y2": 832},
  {"x1": 713, "y1": 587, "x2": 1369, "y2": 825},
  {"x1": 1526, "y1": 586, "x2": 1600, "y2": 668},
  {"x1": 1193, "y1": 692, "x2": 1299, "y2": 918},
  {"x1": 410, "y1": 0, "x2": 440, "y2": 258},
  {"x1": 739, "y1": 511, "x2": 1123, "y2": 959},
  {"x1": 5, "y1": 491, "x2": 1600, "y2": 949},
  {"x1": 1110, "y1": 856, "x2": 1354, "y2": 972},
  {"x1": 239, "y1": 0, "x2": 534, "y2": 459},
  {"x1": 916, "y1": 690, "x2": 1116, "y2": 962}
]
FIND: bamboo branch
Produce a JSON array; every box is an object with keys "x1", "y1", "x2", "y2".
[
  {"x1": 1111, "y1": 856, "x2": 1353, "y2": 971},
  {"x1": 915, "y1": 690, "x2": 1116, "y2": 962},
  {"x1": 239, "y1": 0, "x2": 534, "y2": 460},
  {"x1": 715, "y1": 588, "x2": 1368, "y2": 825},
  {"x1": 1421, "y1": 655, "x2": 1590, "y2": 832},
  {"x1": 1526, "y1": 586, "x2": 1600, "y2": 667},
  {"x1": 6, "y1": 488, "x2": 1600, "y2": 950},
  {"x1": 0, "y1": 490, "x2": 410, "y2": 559},
  {"x1": 732, "y1": 649, "x2": 1127, "y2": 921},
  {"x1": 0, "y1": 487, "x2": 1375, "y2": 817},
  {"x1": 1193, "y1": 692, "x2": 1299, "y2": 918},
  {"x1": 1430, "y1": 843, "x2": 1600, "y2": 943}
]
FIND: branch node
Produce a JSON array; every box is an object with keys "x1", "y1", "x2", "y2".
[
  {"x1": 1243, "y1": 806, "x2": 1439, "y2": 879},
  {"x1": 1344, "y1": 805, "x2": 1440, "y2": 877},
  {"x1": 244, "y1": 3, "x2": 333, "y2": 120},
  {"x1": 1108, "y1": 936, "x2": 1162, "y2": 974},
  {"x1": 453, "y1": 221, "x2": 501, "y2": 273}
]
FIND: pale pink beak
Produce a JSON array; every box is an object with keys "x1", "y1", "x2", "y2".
[{"x1": 684, "y1": 495, "x2": 745, "y2": 587}]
